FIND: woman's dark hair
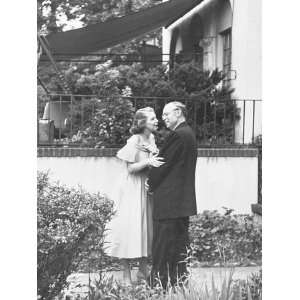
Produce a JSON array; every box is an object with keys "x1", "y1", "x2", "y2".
[{"x1": 130, "y1": 107, "x2": 155, "y2": 134}]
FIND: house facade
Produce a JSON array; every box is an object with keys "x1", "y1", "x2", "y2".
[{"x1": 162, "y1": 0, "x2": 262, "y2": 144}]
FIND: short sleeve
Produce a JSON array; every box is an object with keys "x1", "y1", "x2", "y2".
[{"x1": 116, "y1": 135, "x2": 139, "y2": 163}]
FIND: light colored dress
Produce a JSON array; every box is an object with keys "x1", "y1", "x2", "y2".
[{"x1": 105, "y1": 134, "x2": 158, "y2": 259}]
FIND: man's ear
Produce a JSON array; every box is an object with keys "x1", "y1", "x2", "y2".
[{"x1": 174, "y1": 109, "x2": 179, "y2": 117}]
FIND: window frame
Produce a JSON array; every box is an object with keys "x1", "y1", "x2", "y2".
[{"x1": 221, "y1": 28, "x2": 232, "y2": 86}]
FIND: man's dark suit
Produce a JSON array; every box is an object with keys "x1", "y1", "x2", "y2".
[{"x1": 148, "y1": 122, "x2": 197, "y2": 287}]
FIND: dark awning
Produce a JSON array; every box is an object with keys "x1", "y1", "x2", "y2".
[{"x1": 44, "y1": 0, "x2": 202, "y2": 56}]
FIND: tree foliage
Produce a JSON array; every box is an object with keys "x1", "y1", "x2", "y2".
[
  {"x1": 38, "y1": 0, "x2": 160, "y2": 33},
  {"x1": 37, "y1": 0, "x2": 162, "y2": 94},
  {"x1": 38, "y1": 60, "x2": 238, "y2": 147}
]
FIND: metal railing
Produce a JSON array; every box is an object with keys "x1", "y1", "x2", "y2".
[
  {"x1": 39, "y1": 51, "x2": 204, "y2": 64},
  {"x1": 37, "y1": 94, "x2": 262, "y2": 148}
]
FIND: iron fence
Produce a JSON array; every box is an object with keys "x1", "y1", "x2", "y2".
[
  {"x1": 37, "y1": 94, "x2": 261, "y2": 148},
  {"x1": 39, "y1": 51, "x2": 206, "y2": 64}
]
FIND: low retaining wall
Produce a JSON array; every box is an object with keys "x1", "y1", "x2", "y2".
[{"x1": 37, "y1": 147, "x2": 258, "y2": 214}]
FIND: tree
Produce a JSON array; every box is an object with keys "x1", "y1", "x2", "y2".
[
  {"x1": 38, "y1": 0, "x2": 162, "y2": 93},
  {"x1": 37, "y1": 0, "x2": 161, "y2": 34},
  {"x1": 48, "y1": 60, "x2": 238, "y2": 147}
]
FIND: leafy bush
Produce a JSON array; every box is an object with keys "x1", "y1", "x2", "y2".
[
  {"x1": 189, "y1": 209, "x2": 262, "y2": 266},
  {"x1": 70, "y1": 96, "x2": 135, "y2": 148},
  {"x1": 41, "y1": 60, "x2": 238, "y2": 147},
  {"x1": 117, "y1": 62, "x2": 238, "y2": 146},
  {"x1": 75, "y1": 209, "x2": 261, "y2": 275},
  {"x1": 37, "y1": 171, "x2": 114, "y2": 300}
]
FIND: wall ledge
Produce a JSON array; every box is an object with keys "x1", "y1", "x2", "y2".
[{"x1": 38, "y1": 147, "x2": 258, "y2": 158}]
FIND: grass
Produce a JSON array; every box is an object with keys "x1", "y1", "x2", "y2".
[
  {"x1": 61, "y1": 267, "x2": 262, "y2": 300},
  {"x1": 61, "y1": 248, "x2": 262, "y2": 299}
]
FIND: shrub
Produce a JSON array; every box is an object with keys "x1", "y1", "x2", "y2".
[
  {"x1": 70, "y1": 96, "x2": 135, "y2": 148},
  {"x1": 77, "y1": 209, "x2": 261, "y2": 275},
  {"x1": 37, "y1": 171, "x2": 114, "y2": 300},
  {"x1": 189, "y1": 209, "x2": 262, "y2": 266},
  {"x1": 47, "y1": 60, "x2": 238, "y2": 148}
]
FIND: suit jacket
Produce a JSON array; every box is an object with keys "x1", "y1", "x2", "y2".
[{"x1": 148, "y1": 122, "x2": 197, "y2": 220}]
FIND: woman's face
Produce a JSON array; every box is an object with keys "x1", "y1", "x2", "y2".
[{"x1": 144, "y1": 111, "x2": 158, "y2": 132}]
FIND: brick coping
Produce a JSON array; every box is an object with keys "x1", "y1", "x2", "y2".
[{"x1": 38, "y1": 147, "x2": 258, "y2": 158}]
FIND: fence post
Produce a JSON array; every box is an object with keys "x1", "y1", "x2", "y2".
[
  {"x1": 252, "y1": 100, "x2": 256, "y2": 143},
  {"x1": 242, "y1": 100, "x2": 246, "y2": 144}
]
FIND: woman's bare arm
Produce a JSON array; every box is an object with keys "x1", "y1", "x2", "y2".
[{"x1": 127, "y1": 156, "x2": 164, "y2": 173}]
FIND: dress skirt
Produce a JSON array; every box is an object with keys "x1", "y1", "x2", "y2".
[{"x1": 105, "y1": 134, "x2": 155, "y2": 259}]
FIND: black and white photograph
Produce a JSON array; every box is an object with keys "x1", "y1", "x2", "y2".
[
  {"x1": 3, "y1": 0, "x2": 300, "y2": 299},
  {"x1": 35, "y1": 0, "x2": 263, "y2": 299},
  {"x1": 9, "y1": 0, "x2": 300, "y2": 299}
]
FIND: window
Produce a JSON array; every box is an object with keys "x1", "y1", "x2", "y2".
[
  {"x1": 193, "y1": 44, "x2": 204, "y2": 70},
  {"x1": 199, "y1": 37, "x2": 214, "y2": 70},
  {"x1": 221, "y1": 28, "x2": 232, "y2": 86}
]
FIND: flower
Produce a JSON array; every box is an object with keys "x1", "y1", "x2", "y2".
[{"x1": 121, "y1": 86, "x2": 132, "y2": 97}]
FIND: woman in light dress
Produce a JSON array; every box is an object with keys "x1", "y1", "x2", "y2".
[{"x1": 105, "y1": 107, "x2": 164, "y2": 285}]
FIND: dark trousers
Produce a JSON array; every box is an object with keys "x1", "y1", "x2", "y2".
[{"x1": 150, "y1": 217, "x2": 189, "y2": 288}]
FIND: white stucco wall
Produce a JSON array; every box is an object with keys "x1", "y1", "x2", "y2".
[
  {"x1": 230, "y1": 0, "x2": 262, "y2": 100},
  {"x1": 195, "y1": 156, "x2": 257, "y2": 213},
  {"x1": 162, "y1": 28, "x2": 171, "y2": 57},
  {"x1": 165, "y1": 0, "x2": 261, "y2": 99},
  {"x1": 38, "y1": 155, "x2": 257, "y2": 214},
  {"x1": 163, "y1": 0, "x2": 262, "y2": 143},
  {"x1": 230, "y1": 0, "x2": 262, "y2": 143}
]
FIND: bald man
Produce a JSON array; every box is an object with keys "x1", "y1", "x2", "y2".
[{"x1": 148, "y1": 101, "x2": 197, "y2": 288}]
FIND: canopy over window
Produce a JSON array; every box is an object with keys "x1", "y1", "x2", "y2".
[{"x1": 44, "y1": 0, "x2": 203, "y2": 56}]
